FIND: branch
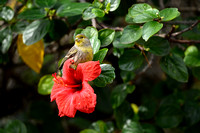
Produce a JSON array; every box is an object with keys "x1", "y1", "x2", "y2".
[
  {"x1": 170, "y1": 39, "x2": 200, "y2": 44},
  {"x1": 96, "y1": 21, "x2": 123, "y2": 31},
  {"x1": 91, "y1": 18, "x2": 97, "y2": 28},
  {"x1": 172, "y1": 20, "x2": 200, "y2": 37},
  {"x1": 159, "y1": 0, "x2": 165, "y2": 9}
]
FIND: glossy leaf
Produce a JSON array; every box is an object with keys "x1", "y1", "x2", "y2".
[
  {"x1": 82, "y1": 6, "x2": 96, "y2": 20},
  {"x1": 183, "y1": 101, "x2": 200, "y2": 126},
  {"x1": 144, "y1": 36, "x2": 170, "y2": 56},
  {"x1": 0, "y1": 27, "x2": 12, "y2": 54},
  {"x1": 12, "y1": 21, "x2": 29, "y2": 34},
  {"x1": 120, "y1": 25, "x2": 142, "y2": 44},
  {"x1": 139, "y1": 98, "x2": 157, "y2": 120},
  {"x1": 99, "y1": 29, "x2": 115, "y2": 47},
  {"x1": 81, "y1": 26, "x2": 100, "y2": 54},
  {"x1": 128, "y1": 3, "x2": 159, "y2": 23},
  {"x1": 184, "y1": 45, "x2": 200, "y2": 67},
  {"x1": 17, "y1": 34, "x2": 44, "y2": 73},
  {"x1": 0, "y1": 0, "x2": 7, "y2": 5},
  {"x1": 160, "y1": 54, "x2": 188, "y2": 82},
  {"x1": 160, "y1": 8, "x2": 180, "y2": 22},
  {"x1": 92, "y1": 8, "x2": 105, "y2": 18},
  {"x1": 0, "y1": 6, "x2": 14, "y2": 21},
  {"x1": 142, "y1": 21, "x2": 163, "y2": 41},
  {"x1": 93, "y1": 48, "x2": 108, "y2": 63},
  {"x1": 122, "y1": 120, "x2": 144, "y2": 133},
  {"x1": 114, "y1": 101, "x2": 134, "y2": 129},
  {"x1": 38, "y1": 75, "x2": 54, "y2": 95},
  {"x1": 91, "y1": 121, "x2": 108, "y2": 133},
  {"x1": 104, "y1": 0, "x2": 121, "y2": 12},
  {"x1": 5, "y1": 120, "x2": 27, "y2": 133},
  {"x1": 23, "y1": 19, "x2": 51, "y2": 45},
  {"x1": 93, "y1": 64, "x2": 115, "y2": 87},
  {"x1": 111, "y1": 84, "x2": 135, "y2": 109},
  {"x1": 17, "y1": 9, "x2": 46, "y2": 20},
  {"x1": 113, "y1": 32, "x2": 134, "y2": 48},
  {"x1": 35, "y1": 0, "x2": 57, "y2": 8},
  {"x1": 57, "y1": 2, "x2": 90, "y2": 17},
  {"x1": 80, "y1": 129, "x2": 98, "y2": 133},
  {"x1": 192, "y1": 67, "x2": 200, "y2": 80},
  {"x1": 119, "y1": 49, "x2": 144, "y2": 71},
  {"x1": 155, "y1": 105, "x2": 183, "y2": 128}
]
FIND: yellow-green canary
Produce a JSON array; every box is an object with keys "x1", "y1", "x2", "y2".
[{"x1": 59, "y1": 34, "x2": 93, "y2": 70}]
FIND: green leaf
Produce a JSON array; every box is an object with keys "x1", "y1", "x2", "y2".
[
  {"x1": 82, "y1": 6, "x2": 96, "y2": 20},
  {"x1": 91, "y1": 121, "x2": 108, "y2": 133},
  {"x1": 114, "y1": 101, "x2": 134, "y2": 129},
  {"x1": 12, "y1": 21, "x2": 29, "y2": 34},
  {"x1": 93, "y1": 64, "x2": 115, "y2": 87},
  {"x1": 142, "y1": 21, "x2": 163, "y2": 41},
  {"x1": 184, "y1": 45, "x2": 200, "y2": 67},
  {"x1": 183, "y1": 101, "x2": 200, "y2": 126},
  {"x1": 93, "y1": 48, "x2": 108, "y2": 63},
  {"x1": 122, "y1": 120, "x2": 144, "y2": 133},
  {"x1": 0, "y1": 6, "x2": 14, "y2": 21},
  {"x1": 119, "y1": 49, "x2": 144, "y2": 71},
  {"x1": 17, "y1": 9, "x2": 46, "y2": 20},
  {"x1": 128, "y1": 3, "x2": 159, "y2": 23},
  {"x1": 111, "y1": 84, "x2": 127, "y2": 109},
  {"x1": 23, "y1": 19, "x2": 51, "y2": 45},
  {"x1": 81, "y1": 26, "x2": 100, "y2": 54},
  {"x1": 0, "y1": 27, "x2": 12, "y2": 54},
  {"x1": 138, "y1": 98, "x2": 157, "y2": 120},
  {"x1": 80, "y1": 129, "x2": 98, "y2": 133},
  {"x1": 92, "y1": 8, "x2": 105, "y2": 17},
  {"x1": 141, "y1": 123, "x2": 164, "y2": 133},
  {"x1": 99, "y1": 29, "x2": 115, "y2": 47},
  {"x1": 120, "y1": 25, "x2": 142, "y2": 44},
  {"x1": 120, "y1": 70, "x2": 135, "y2": 83},
  {"x1": 113, "y1": 32, "x2": 134, "y2": 48},
  {"x1": 160, "y1": 8, "x2": 180, "y2": 22},
  {"x1": 104, "y1": 0, "x2": 121, "y2": 12},
  {"x1": 155, "y1": 104, "x2": 183, "y2": 128},
  {"x1": 5, "y1": 120, "x2": 27, "y2": 133},
  {"x1": 192, "y1": 67, "x2": 200, "y2": 80},
  {"x1": 92, "y1": 0, "x2": 103, "y2": 8},
  {"x1": 38, "y1": 75, "x2": 54, "y2": 95},
  {"x1": 144, "y1": 36, "x2": 170, "y2": 56},
  {"x1": 35, "y1": 0, "x2": 57, "y2": 8},
  {"x1": 57, "y1": 2, "x2": 90, "y2": 17},
  {"x1": 0, "y1": 0, "x2": 7, "y2": 5},
  {"x1": 81, "y1": 26, "x2": 98, "y2": 40},
  {"x1": 160, "y1": 54, "x2": 188, "y2": 82}
]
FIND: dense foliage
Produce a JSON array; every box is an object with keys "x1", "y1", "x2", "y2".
[{"x1": 0, "y1": 0, "x2": 200, "y2": 133}]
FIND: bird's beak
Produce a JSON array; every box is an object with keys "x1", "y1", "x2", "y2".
[{"x1": 75, "y1": 38, "x2": 80, "y2": 42}]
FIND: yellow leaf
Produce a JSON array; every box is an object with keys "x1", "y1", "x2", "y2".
[
  {"x1": 17, "y1": 34, "x2": 44, "y2": 73},
  {"x1": 131, "y1": 103, "x2": 139, "y2": 114},
  {"x1": 6, "y1": 0, "x2": 17, "y2": 10}
]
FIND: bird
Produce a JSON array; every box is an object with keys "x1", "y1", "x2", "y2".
[{"x1": 58, "y1": 34, "x2": 93, "y2": 70}]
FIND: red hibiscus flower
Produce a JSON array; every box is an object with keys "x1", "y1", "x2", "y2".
[{"x1": 51, "y1": 59, "x2": 101, "y2": 118}]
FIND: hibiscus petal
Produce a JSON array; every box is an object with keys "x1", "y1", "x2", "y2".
[
  {"x1": 75, "y1": 61, "x2": 101, "y2": 81},
  {"x1": 51, "y1": 85, "x2": 77, "y2": 118},
  {"x1": 73, "y1": 81, "x2": 96, "y2": 113},
  {"x1": 62, "y1": 59, "x2": 78, "y2": 85}
]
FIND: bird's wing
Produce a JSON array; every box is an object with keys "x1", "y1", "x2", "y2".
[{"x1": 58, "y1": 46, "x2": 78, "y2": 70}]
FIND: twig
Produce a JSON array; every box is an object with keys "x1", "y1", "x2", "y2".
[
  {"x1": 164, "y1": 21, "x2": 197, "y2": 25},
  {"x1": 96, "y1": 20, "x2": 123, "y2": 31},
  {"x1": 170, "y1": 39, "x2": 200, "y2": 44},
  {"x1": 91, "y1": 18, "x2": 97, "y2": 28},
  {"x1": 166, "y1": 25, "x2": 176, "y2": 39},
  {"x1": 159, "y1": 0, "x2": 165, "y2": 9},
  {"x1": 172, "y1": 20, "x2": 200, "y2": 37}
]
